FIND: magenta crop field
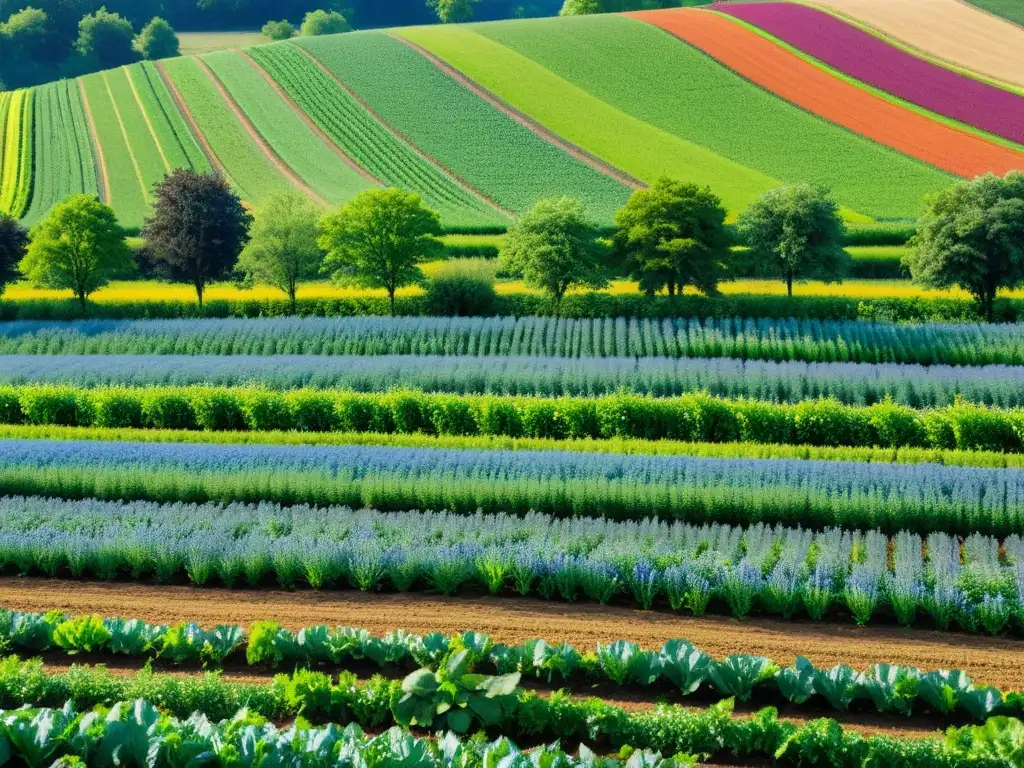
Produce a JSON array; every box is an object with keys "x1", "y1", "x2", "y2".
[{"x1": 719, "y1": 2, "x2": 1024, "y2": 147}]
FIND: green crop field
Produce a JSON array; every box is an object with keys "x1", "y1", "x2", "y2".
[
  {"x1": 247, "y1": 41, "x2": 508, "y2": 229},
  {"x1": 0, "y1": 90, "x2": 33, "y2": 218},
  {"x1": 160, "y1": 56, "x2": 295, "y2": 205},
  {"x1": 396, "y1": 25, "x2": 783, "y2": 214},
  {"x1": 473, "y1": 15, "x2": 955, "y2": 219},
  {"x1": 177, "y1": 30, "x2": 265, "y2": 56},
  {"x1": 295, "y1": 31, "x2": 633, "y2": 221},
  {"x1": 201, "y1": 49, "x2": 374, "y2": 205},
  {"x1": 966, "y1": 0, "x2": 1024, "y2": 26},
  {"x1": 101, "y1": 68, "x2": 171, "y2": 204},
  {"x1": 79, "y1": 73, "x2": 149, "y2": 229},
  {"x1": 20, "y1": 81, "x2": 97, "y2": 226},
  {"x1": 125, "y1": 63, "x2": 210, "y2": 175}
]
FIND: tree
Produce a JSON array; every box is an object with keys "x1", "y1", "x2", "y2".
[
  {"x1": 613, "y1": 177, "x2": 731, "y2": 297},
  {"x1": 134, "y1": 16, "x2": 178, "y2": 59},
  {"x1": 19, "y1": 195, "x2": 131, "y2": 312},
  {"x1": 736, "y1": 183, "x2": 848, "y2": 297},
  {"x1": 142, "y1": 170, "x2": 252, "y2": 307},
  {"x1": 318, "y1": 188, "x2": 442, "y2": 315},
  {"x1": 904, "y1": 171, "x2": 1024, "y2": 322},
  {"x1": 426, "y1": 0, "x2": 478, "y2": 23},
  {"x1": 500, "y1": 197, "x2": 607, "y2": 311},
  {"x1": 0, "y1": 213, "x2": 27, "y2": 297},
  {"x1": 2, "y1": 7, "x2": 49, "y2": 61},
  {"x1": 560, "y1": 0, "x2": 600, "y2": 14},
  {"x1": 76, "y1": 7, "x2": 137, "y2": 69},
  {"x1": 261, "y1": 19, "x2": 295, "y2": 40},
  {"x1": 237, "y1": 192, "x2": 322, "y2": 313},
  {"x1": 300, "y1": 9, "x2": 351, "y2": 35}
]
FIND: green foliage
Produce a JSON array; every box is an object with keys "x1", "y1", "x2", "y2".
[
  {"x1": 52, "y1": 616, "x2": 111, "y2": 654},
  {"x1": 262, "y1": 19, "x2": 295, "y2": 40},
  {"x1": 501, "y1": 197, "x2": 607, "y2": 309},
  {"x1": 319, "y1": 188, "x2": 443, "y2": 314},
  {"x1": 736, "y1": 183, "x2": 849, "y2": 296},
  {"x1": 20, "y1": 195, "x2": 131, "y2": 312},
  {"x1": 142, "y1": 170, "x2": 252, "y2": 307},
  {"x1": 906, "y1": 171, "x2": 1024, "y2": 321},
  {"x1": 300, "y1": 9, "x2": 351, "y2": 36},
  {"x1": 133, "y1": 16, "x2": 178, "y2": 60},
  {"x1": 237, "y1": 192, "x2": 322, "y2": 311},
  {"x1": 423, "y1": 259, "x2": 498, "y2": 316},
  {"x1": 0, "y1": 213, "x2": 27, "y2": 296},
  {"x1": 75, "y1": 7, "x2": 137, "y2": 69},
  {"x1": 427, "y1": 0, "x2": 479, "y2": 23},
  {"x1": 614, "y1": 177, "x2": 730, "y2": 296},
  {"x1": 561, "y1": 0, "x2": 601, "y2": 15}
]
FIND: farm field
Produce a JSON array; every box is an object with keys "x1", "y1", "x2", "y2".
[
  {"x1": 967, "y1": 0, "x2": 1024, "y2": 27},
  {"x1": 176, "y1": 30, "x2": 264, "y2": 56},
  {"x1": 5, "y1": 5, "x2": 1024, "y2": 763}
]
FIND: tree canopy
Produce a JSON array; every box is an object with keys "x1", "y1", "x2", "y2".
[
  {"x1": 19, "y1": 195, "x2": 131, "y2": 312},
  {"x1": 318, "y1": 188, "x2": 442, "y2": 315},
  {"x1": 501, "y1": 196, "x2": 608, "y2": 311},
  {"x1": 134, "y1": 16, "x2": 178, "y2": 59},
  {"x1": 904, "y1": 171, "x2": 1024, "y2": 321},
  {"x1": 142, "y1": 170, "x2": 252, "y2": 307},
  {"x1": 75, "y1": 7, "x2": 137, "y2": 69},
  {"x1": 736, "y1": 183, "x2": 848, "y2": 296},
  {"x1": 300, "y1": 8, "x2": 350, "y2": 34},
  {"x1": 261, "y1": 18, "x2": 294, "y2": 39},
  {"x1": 0, "y1": 213, "x2": 28, "y2": 297},
  {"x1": 426, "y1": 0, "x2": 478, "y2": 22},
  {"x1": 613, "y1": 177, "x2": 730, "y2": 297}
]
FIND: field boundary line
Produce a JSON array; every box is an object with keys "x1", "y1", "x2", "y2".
[
  {"x1": 292, "y1": 42, "x2": 515, "y2": 219},
  {"x1": 102, "y1": 71, "x2": 151, "y2": 203},
  {"x1": 77, "y1": 79, "x2": 109, "y2": 205},
  {"x1": 194, "y1": 54, "x2": 329, "y2": 207},
  {"x1": 124, "y1": 66, "x2": 172, "y2": 173},
  {"x1": 154, "y1": 61, "x2": 238, "y2": 193},
  {"x1": 237, "y1": 49, "x2": 383, "y2": 188},
  {"x1": 391, "y1": 32, "x2": 644, "y2": 191}
]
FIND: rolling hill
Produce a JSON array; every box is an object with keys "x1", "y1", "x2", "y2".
[{"x1": 2, "y1": 1, "x2": 1023, "y2": 231}]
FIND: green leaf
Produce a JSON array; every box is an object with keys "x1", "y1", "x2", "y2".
[{"x1": 446, "y1": 709, "x2": 472, "y2": 734}]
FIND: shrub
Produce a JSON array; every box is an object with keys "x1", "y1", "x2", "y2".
[
  {"x1": 793, "y1": 398, "x2": 871, "y2": 447},
  {"x1": 191, "y1": 389, "x2": 246, "y2": 432},
  {"x1": 423, "y1": 260, "x2": 498, "y2": 317},
  {"x1": 142, "y1": 391, "x2": 197, "y2": 431},
  {"x1": 868, "y1": 401, "x2": 927, "y2": 449},
  {"x1": 287, "y1": 392, "x2": 340, "y2": 433},
  {"x1": 240, "y1": 390, "x2": 292, "y2": 432},
  {"x1": 946, "y1": 404, "x2": 1023, "y2": 453},
  {"x1": 19, "y1": 387, "x2": 89, "y2": 427},
  {"x1": 735, "y1": 401, "x2": 793, "y2": 445},
  {"x1": 262, "y1": 20, "x2": 295, "y2": 40},
  {"x1": 93, "y1": 390, "x2": 144, "y2": 429}
]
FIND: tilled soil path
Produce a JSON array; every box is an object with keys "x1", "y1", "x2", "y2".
[{"x1": 4, "y1": 578, "x2": 1022, "y2": 691}]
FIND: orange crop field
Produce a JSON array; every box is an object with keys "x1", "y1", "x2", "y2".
[{"x1": 628, "y1": 8, "x2": 1024, "y2": 179}]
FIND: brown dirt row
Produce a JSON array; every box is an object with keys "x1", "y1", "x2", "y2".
[
  {"x1": 193, "y1": 56, "x2": 328, "y2": 208},
  {"x1": 292, "y1": 43, "x2": 515, "y2": 219},
  {"x1": 154, "y1": 61, "x2": 232, "y2": 188},
  {"x1": 5, "y1": 578, "x2": 1024, "y2": 691},
  {"x1": 390, "y1": 34, "x2": 644, "y2": 191},
  {"x1": 77, "y1": 79, "x2": 109, "y2": 204},
  {"x1": 237, "y1": 50, "x2": 382, "y2": 188}
]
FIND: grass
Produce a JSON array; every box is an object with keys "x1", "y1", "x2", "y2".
[
  {"x1": 20, "y1": 81, "x2": 98, "y2": 227},
  {"x1": 472, "y1": 15, "x2": 953, "y2": 221},
  {"x1": 201, "y1": 49, "x2": 374, "y2": 205},
  {"x1": 160, "y1": 56, "x2": 295, "y2": 205},
  {"x1": 295, "y1": 31, "x2": 633, "y2": 222},
  {"x1": 247, "y1": 41, "x2": 508, "y2": 230},
  {"x1": 127, "y1": 62, "x2": 210, "y2": 174},
  {"x1": 395, "y1": 25, "x2": 782, "y2": 215},
  {"x1": 78, "y1": 73, "x2": 150, "y2": 229},
  {"x1": 177, "y1": 30, "x2": 265, "y2": 56}
]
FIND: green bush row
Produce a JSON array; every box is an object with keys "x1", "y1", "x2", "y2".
[
  {"x1": 0, "y1": 657, "x2": 1001, "y2": 767},
  {"x1": 7, "y1": 385, "x2": 1024, "y2": 453},
  {"x1": 1, "y1": 292, "x2": 1012, "y2": 323}
]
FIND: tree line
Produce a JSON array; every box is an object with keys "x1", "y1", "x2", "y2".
[{"x1": 0, "y1": 170, "x2": 1022, "y2": 320}]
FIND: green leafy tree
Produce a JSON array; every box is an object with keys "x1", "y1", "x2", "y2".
[
  {"x1": 613, "y1": 177, "x2": 731, "y2": 297},
  {"x1": 904, "y1": 171, "x2": 1024, "y2": 321},
  {"x1": 261, "y1": 19, "x2": 295, "y2": 40},
  {"x1": 560, "y1": 0, "x2": 600, "y2": 14},
  {"x1": 237, "y1": 192, "x2": 323, "y2": 313},
  {"x1": 736, "y1": 183, "x2": 848, "y2": 297},
  {"x1": 300, "y1": 9, "x2": 350, "y2": 35},
  {"x1": 501, "y1": 197, "x2": 608, "y2": 312},
  {"x1": 75, "y1": 7, "x2": 137, "y2": 69},
  {"x1": 0, "y1": 213, "x2": 27, "y2": 297},
  {"x1": 142, "y1": 170, "x2": 252, "y2": 307},
  {"x1": 318, "y1": 188, "x2": 442, "y2": 315},
  {"x1": 19, "y1": 194, "x2": 131, "y2": 313},
  {"x1": 426, "y1": 0, "x2": 478, "y2": 23},
  {"x1": 134, "y1": 16, "x2": 178, "y2": 59}
]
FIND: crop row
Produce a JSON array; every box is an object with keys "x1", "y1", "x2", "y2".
[
  {"x1": 294, "y1": 31, "x2": 631, "y2": 221},
  {"x1": 246, "y1": 42, "x2": 506, "y2": 229},
  {"x1": 1, "y1": 494, "x2": 1021, "y2": 632},
  {"x1": 10, "y1": 353, "x2": 1024, "y2": 408},
  {"x1": 5, "y1": 315, "x2": 1024, "y2": 366},
  {"x1": 6, "y1": 385, "x2": 1024, "y2": 454},
  {"x1": 0, "y1": 660, "x2": 990, "y2": 767},
  {"x1": 6, "y1": 609, "x2": 1015, "y2": 720},
  {"x1": 20, "y1": 81, "x2": 98, "y2": 226},
  {"x1": 0, "y1": 89, "x2": 33, "y2": 218},
  {"x1": 127, "y1": 62, "x2": 210, "y2": 175}
]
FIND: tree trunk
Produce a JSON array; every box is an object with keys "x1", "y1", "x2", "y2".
[
  {"x1": 985, "y1": 290, "x2": 996, "y2": 323},
  {"x1": 195, "y1": 282, "x2": 204, "y2": 309},
  {"x1": 389, "y1": 289, "x2": 396, "y2": 316},
  {"x1": 290, "y1": 286, "x2": 297, "y2": 316},
  {"x1": 786, "y1": 273, "x2": 794, "y2": 297},
  {"x1": 77, "y1": 291, "x2": 88, "y2": 316}
]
